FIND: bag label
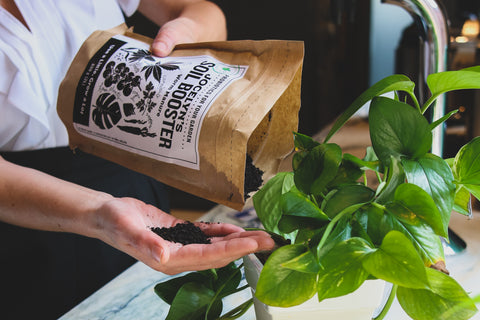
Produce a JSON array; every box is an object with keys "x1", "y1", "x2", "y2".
[{"x1": 73, "y1": 35, "x2": 247, "y2": 169}]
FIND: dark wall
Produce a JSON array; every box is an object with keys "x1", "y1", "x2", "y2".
[
  {"x1": 212, "y1": 0, "x2": 371, "y2": 135},
  {"x1": 127, "y1": 0, "x2": 371, "y2": 135}
]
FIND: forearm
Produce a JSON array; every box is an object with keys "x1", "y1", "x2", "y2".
[{"x1": 0, "y1": 156, "x2": 112, "y2": 236}]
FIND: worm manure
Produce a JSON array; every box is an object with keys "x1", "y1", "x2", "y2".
[{"x1": 151, "y1": 221, "x2": 211, "y2": 245}]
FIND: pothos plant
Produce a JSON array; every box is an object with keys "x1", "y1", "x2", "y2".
[{"x1": 154, "y1": 65, "x2": 480, "y2": 320}]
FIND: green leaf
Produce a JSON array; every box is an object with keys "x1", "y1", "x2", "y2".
[
  {"x1": 453, "y1": 136, "x2": 480, "y2": 200},
  {"x1": 376, "y1": 156, "x2": 406, "y2": 204},
  {"x1": 425, "y1": 66, "x2": 480, "y2": 112},
  {"x1": 389, "y1": 183, "x2": 447, "y2": 238},
  {"x1": 253, "y1": 172, "x2": 294, "y2": 234},
  {"x1": 397, "y1": 268, "x2": 478, "y2": 320},
  {"x1": 368, "y1": 206, "x2": 444, "y2": 265},
  {"x1": 154, "y1": 272, "x2": 210, "y2": 304},
  {"x1": 294, "y1": 143, "x2": 342, "y2": 195},
  {"x1": 281, "y1": 190, "x2": 330, "y2": 221},
  {"x1": 343, "y1": 153, "x2": 381, "y2": 172},
  {"x1": 278, "y1": 215, "x2": 326, "y2": 234},
  {"x1": 402, "y1": 154, "x2": 455, "y2": 232},
  {"x1": 214, "y1": 262, "x2": 242, "y2": 298},
  {"x1": 323, "y1": 184, "x2": 375, "y2": 219},
  {"x1": 369, "y1": 97, "x2": 432, "y2": 165},
  {"x1": 313, "y1": 214, "x2": 353, "y2": 259},
  {"x1": 429, "y1": 109, "x2": 459, "y2": 130},
  {"x1": 256, "y1": 244, "x2": 317, "y2": 307},
  {"x1": 362, "y1": 230, "x2": 429, "y2": 289},
  {"x1": 327, "y1": 157, "x2": 365, "y2": 187},
  {"x1": 324, "y1": 74, "x2": 416, "y2": 143},
  {"x1": 293, "y1": 132, "x2": 320, "y2": 151},
  {"x1": 165, "y1": 282, "x2": 216, "y2": 320},
  {"x1": 453, "y1": 186, "x2": 471, "y2": 216},
  {"x1": 278, "y1": 189, "x2": 329, "y2": 233},
  {"x1": 317, "y1": 237, "x2": 373, "y2": 301},
  {"x1": 281, "y1": 249, "x2": 320, "y2": 274}
]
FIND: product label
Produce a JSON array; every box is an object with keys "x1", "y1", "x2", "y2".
[{"x1": 73, "y1": 35, "x2": 248, "y2": 169}]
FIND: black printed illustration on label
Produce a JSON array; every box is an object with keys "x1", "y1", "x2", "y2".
[{"x1": 73, "y1": 35, "x2": 248, "y2": 169}]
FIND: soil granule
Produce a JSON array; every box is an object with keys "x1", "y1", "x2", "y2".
[
  {"x1": 150, "y1": 221, "x2": 211, "y2": 245},
  {"x1": 244, "y1": 154, "x2": 264, "y2": 199}
]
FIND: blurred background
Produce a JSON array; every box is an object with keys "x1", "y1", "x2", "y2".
[{"x1": 126, "y1": 0, "x2": 480, "y2": 210}]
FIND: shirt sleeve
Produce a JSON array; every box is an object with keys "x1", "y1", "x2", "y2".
[
  {"x1": 0, "y1": 52, "x2": 51, "y2": 151},
  {"x1": 117, "y1": 0, "x2": 141, "y2": 17}
]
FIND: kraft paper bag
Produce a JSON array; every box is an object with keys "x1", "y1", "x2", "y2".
[{"x1": 57, "y1": 24, "x2": 304, "y2": 210}]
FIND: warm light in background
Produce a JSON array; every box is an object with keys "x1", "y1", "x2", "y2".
[
  {"x1": 461, "y1": 18, "x2": 480, "y2": 39},
  {"x1": 455, "y1": 36, "x2": 469, "y2": 43}
]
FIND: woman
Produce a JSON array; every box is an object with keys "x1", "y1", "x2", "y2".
[{"x1": 0, "y1": 1, "x2": 273, "y2": 318}]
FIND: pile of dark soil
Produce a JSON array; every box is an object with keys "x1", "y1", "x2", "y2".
[
  {"x1": 151, "y1": 221, "x2": 211, "y2": 245},
  {"x1": 244, "y1": 154, "x2": 264, "y2": 199}
]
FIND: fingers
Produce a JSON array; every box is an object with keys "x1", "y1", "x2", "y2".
[
  {"x1": 154, "y1": 232, "x2": 274, "y2": 274},
  {"x1": 151, "y1": 18, "x2": 196, "y2": 57},
  {"x1": 195, "y1": 221, "x2": 245, "y2": 235}
]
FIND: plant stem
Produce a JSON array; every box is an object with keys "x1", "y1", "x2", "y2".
[
  {"x1": 421, "y1": 93, "x2": 439, "y2": 114},
  {"x1": 407, "y1": 91, "x2": 421, "y2": 112},
  {"x1": 310, "y1": 195, "x2": 320, "y2": 207},
  {"x1": 317, "y1": 209, "x2": 351, "y2": 250},
  {"x1": 375, "y1": 171, "x2": 383, "y2": 184},
  {"x1": 371, "y1": 202, "x2": 386, "y2": 211}
]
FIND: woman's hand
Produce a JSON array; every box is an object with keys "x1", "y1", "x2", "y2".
[
  {"x1": 92, "y1": 197, "x2": 274, "y2": 275},
  {"x1": 138, "y1": 0, "x2": 227, "y2": 57},
  {"x1": 0, "y1": 157, "x2": 273, "y2": 275}
]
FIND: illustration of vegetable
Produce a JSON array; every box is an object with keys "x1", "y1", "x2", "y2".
[
  {"x1": 91, "y1": 93, "x2": 122, "y2": 130},
  {"x1": 102, "y1": 61, "x2": 140, "y2": 96},
  {"x1": 117, "y1": 125, "x2": 156, "y2": 137}
]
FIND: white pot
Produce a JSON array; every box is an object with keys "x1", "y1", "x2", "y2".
[{"x1": 243, "y1": 253, "x2": 392, "y2": 320}]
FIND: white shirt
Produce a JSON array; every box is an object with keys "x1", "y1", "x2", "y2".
[{"x1": 0, "y1": 0, "x2": 140, "y2": 151}]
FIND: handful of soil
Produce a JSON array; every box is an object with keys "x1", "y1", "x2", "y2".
[{"x1": 151, "y1": 222, "x2": 211, "y2": 245}]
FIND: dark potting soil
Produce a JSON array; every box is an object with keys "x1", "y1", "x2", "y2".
[
  {"x1": 151, "y1": 221, "x2": 211, "y2": 245},
  {"x1": 244, "y1": 154, "x2": 264, "y2": 200}
]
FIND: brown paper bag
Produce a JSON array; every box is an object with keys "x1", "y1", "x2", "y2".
[{"x1": 57, "y1": 24, "x2": 304, "y2": 210}]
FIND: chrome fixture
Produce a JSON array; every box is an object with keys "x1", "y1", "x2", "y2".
[{"x1": 382, "y1": 0, "x2": 449, "y2": 157}]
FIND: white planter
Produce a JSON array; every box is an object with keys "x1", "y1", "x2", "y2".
[{"x1": 243, "y1": 253, "x2": 392, "y2": 320}]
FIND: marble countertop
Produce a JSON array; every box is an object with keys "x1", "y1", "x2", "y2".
[{"x1": 60, "y1": 206, "x2": 480, "y2": 320}]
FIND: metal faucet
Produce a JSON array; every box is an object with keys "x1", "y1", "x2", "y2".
[{"x1": 382, "y1": 0, "x2": 449, "y2": 157}]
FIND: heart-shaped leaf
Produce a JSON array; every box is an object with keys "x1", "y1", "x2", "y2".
[
  {"x1": 397, "y1": 268, "x2": 478, "y2": 320},
  {"x1": 453, "y1": 136, "x2": 480, "y2": 200},
  {"x1": 256, "y1": 244, "x2": 317, "y2": 307},
  {"x1": 388, "y1": 183, "x2": 447, "y2": 238},
  {"x1": 362, "y1": 231, "x2": 429, "y2": 289},
  {"x1": 402, "y1": 154, "x2": 455, "y2": 231},
  {"x1": 294, "y1": 143, "x2": 342, "y2": 195},
  {"x1": 322, "y1": 184, "x2": 375, "y2": 219},
  {"x1": 317, "y1": 237, "x2": 373, "y2": 301},
  {"x1": 165, "y1": 282, "x2": 217, "y2": 320},
  {"x1": 369, "y1": 97, "x2": 432, "y2": 164},
  {"x1": 253, "y1": 172, "x2": 294, "y2": 234}
]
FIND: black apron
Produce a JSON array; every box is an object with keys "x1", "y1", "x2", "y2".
[{"x1": 0, "y1": 147, "x2": 170, "y2": 319}]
